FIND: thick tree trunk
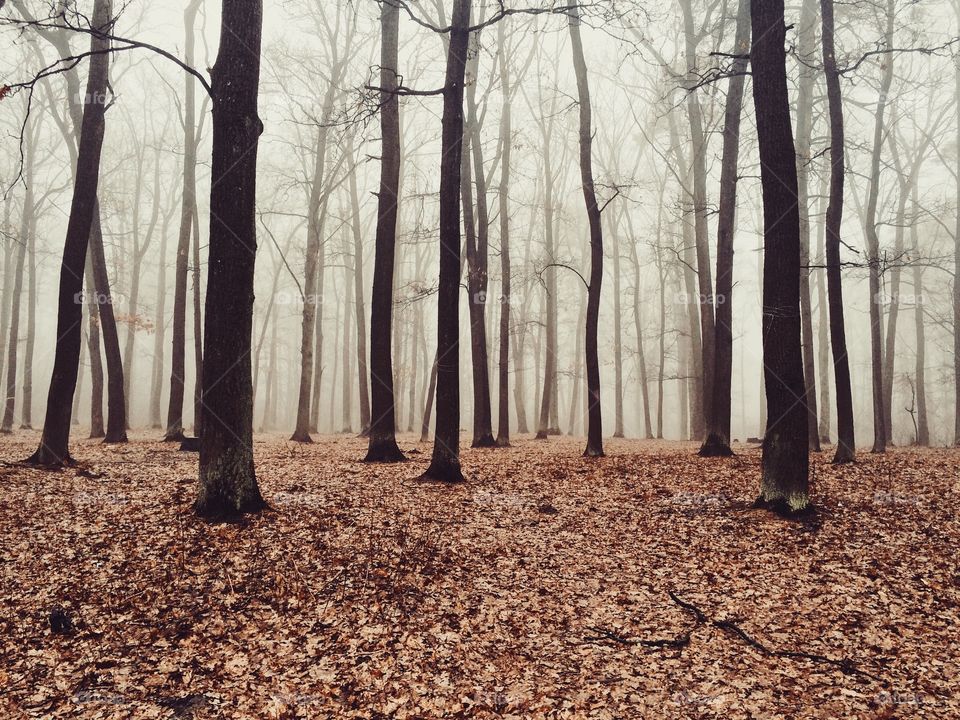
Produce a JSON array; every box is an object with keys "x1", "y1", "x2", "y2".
[
  {"x1": 365, "y1": 0, "x2": 406, "y2": 460},
  {"x1": 26, "y1": 0, "x2": 112, "y2": 466},
  {"x1": 567, "y1": 5, "x2": 604, "y2": 458},
  {"x1": 700, "y1": 0, "x2": 749, "y2": 456},
  {"x1": 752, "y1": 0, "x2": 810, "y2": 512},
  {"x1": 421, "y1": 0, "x2": 471, "y2": 482},
  {"x1": 194, "y1": 0, "x2": 266, "y2": 519},
  {"x1": 820, "y1": 0, "x2": 856, "y2": 463}
]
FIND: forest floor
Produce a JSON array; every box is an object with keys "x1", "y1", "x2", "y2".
[{"x1": 0, "y1": 431, "x2": 958, "y2": 719}]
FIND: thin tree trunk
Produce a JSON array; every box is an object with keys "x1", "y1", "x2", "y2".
[
  {"x1": 795, "y1": 0, "x2": 821, "y2": 451},
  {"x1": 346, "y1": 136, "x2": 371, "y2": 435},
  {"x1": 821, "y1": 0, "x2": 855, "y2": 463},
  {"x1": 494, "y1": 20, "x2": 512, "y2": 447},
  {"x1": 863, "y1": 0, "x2": 895, "y2": 453},
  {"x1": 165, "y1": 0, "x2": 203, "y2": 442},
  {"x1": 567, "y1": 4, "x2": 604, "y2": 457}
]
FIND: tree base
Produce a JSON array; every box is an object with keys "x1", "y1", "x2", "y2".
[
  {"x1": 163, "y1": 429, "x2": 185, "y2": 443},
  {"x1": 583, "y1": 444, "x2": 604, "y2": 458},
  {"x1": 19, "y1": 424, "x2": 33, "y2": 430},
  {"x1": 471, "y1": 434, "x2": 497, "y2": 448},
  {"x1": 831, "y1": 444, "x2": 855, "y2": 465},
  {"x1": 613, "y1": 431, "x2": 624, "y2": 439},
  {"x1": 534, "y1": 430, "x2": 549, "y2": 440},
  {"x1": 698, "y1": 433, "x2": 734, "y2": 457},
  {"x1": 104, "y1": 432, "x2": 128, "y2": 444},
  {"x1": 194, "y1": 492, "x2": 267, "y2": 522},
  {"x1": 364, "y1": 437, "x2": 407, "y2": 463},
  {"x1": 495, "y1": 435, "x2": 510, "y2": 448},
  {"x1": 753, "y1": 495, "x2": 816, "y2": 518},
  {"x1": 419, "y1": 457, "x2": 465, "y2": 483},
  {"x1": 546, "y1": 427, "x2": 562, "y2": 436},
  {"x1": 23, "y1": 447, "x2": 74, "y2": 469},
  {"x1": 89, "y1": 430, "x2": 106, "y2": 440},
  {"x1": 289, "y1": 430, "x2": 313, "y2": 443}
]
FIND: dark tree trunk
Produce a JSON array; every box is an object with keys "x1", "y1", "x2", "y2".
[
  {"x1": 365, "y1": 0, "x2": 406, "y2": 461},
  {"x1": 700, "y1": 0, "x2": 749, "y2": 456},
  {"x1": 26, "y1": 0, "x2": 113, "y2": 466},
  {"x1": 821, "y1": 0, "x2": 855, "y2": 463},
  {"x1": 194, "y1": 0, "x2": 266, "y2": 519},
  {"x1": 567, "y1": 4, "x2": 604, "y2": 458},
  {"x1": 165, "y1": 0, "x2": 203, "y2": 442},
  {"x1": 751, "y1": 0, "x2": 810, "y2": 512},
  {"x1": 421, "y1": 0, "x2": 471, "y2": 482},
  {"x1": 420, "y1": 348, "x2": 438, "y2": 443},
  {"x1": 191, "y1": 205, "x2": 203, "y2": 436}
]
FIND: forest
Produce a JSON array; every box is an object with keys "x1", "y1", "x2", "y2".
[{"x1": 0, "y1": 0, "x2": 959, "y2": 717}]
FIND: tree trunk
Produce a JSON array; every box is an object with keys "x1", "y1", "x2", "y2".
[
  {"x1": 365, "y1": 0, "x2": 406, "y2": 460},
  {"x1": 165, "y1": 0, "x2": 203, "y2": 442},
  {"x1": 567, "y1": 4, "x2": 604, "y2": 458},
  {"x1": 1, "y1": 197, "x2": 27, "y2": 433},
  {"x1": 86, "y1": 259, "x2": 105, "y2": 438},
  {"x1": 26, "y1": 0, "x2": 112, "y2": 466},
  {"x1": 863, "y1": 0, "x2": 895, "y2": 453},
  {"x1": 346, "y1": 136, "x2": 371, "y2": 435},
  {"x1": 611, "y1": 224, "x2": 624, "y2": 438},
  {"x1": 494, "y1": 21, "x2": 512, "y2": 447},
  {"x1": 911, "y1": 190, "x2": 929, "y2": 446},
  {"x1": 700, "y1": 0, "x2": 749, "y2": 456},
  {"x1": 421, "y1": 0, "x2": 471, "y2": 482},
  {"x1": 752, "y1": 0, "x2": 810, "y2": 512},
  {"x1": 820, "y1": 0, "x2": 856, "y2": 463},
  {"x1": 194, "y1": 0, "x2": 266, "y2": 519},
  {"x1": 624, "y1": 211, "x2": 653, "y2": 439},
  {"x1": 795, "y1": 0, "x2": 821, "y2": 452},
  {"x1": 21, "y1": 205, "x2": 36, "y2": 429},
  {"x1": 150, "y1": 193, "x2": 174, "y2": 428},
  {"x1": 679, "y1": 0, "x2": 715, "y2": 441}
]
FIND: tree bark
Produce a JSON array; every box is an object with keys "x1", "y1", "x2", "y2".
[
  {"x1": 700, "y1": 0, "x2": 749, "y2": 456},
  {"x1": 365, "y1": 0, "x2": 406, "y2": 460},
  {"x1": 820, "y1": 0, "x2": 855, "y2": 463},
  {"x1": 26, "y1": 0, "x2": 113, "y2": 466},
  {"x1": 194, "y1": 0, "x2": 266, "y2": 518},
  {"x1": 752, "y1": 0, "x2": 810, "y2": 512},
  {"x1": 567, "y1": 4, "x2": 604, "y2": 458},
  {"x1": 346, "y1": 135, "x2": 371, "y2": 435},
  {"x1": 494, "y1": 21, "x2": 512, "y2": 447},
  {"x1": 421, "y1": 0, "x2": 471, "y2": 482}
]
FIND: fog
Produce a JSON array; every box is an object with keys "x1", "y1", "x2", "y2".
[{"x1": 1, "y1": 0, "x2": 958, "y2": 449}]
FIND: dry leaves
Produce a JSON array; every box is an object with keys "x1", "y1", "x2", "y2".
[{"x1": 0, "y1": 432, "x2": 958, "y2": 718}]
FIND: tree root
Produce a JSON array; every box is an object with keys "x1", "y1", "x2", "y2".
[{"x1": 585, "y1": 591, "x2": 883, "y2": 682}]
